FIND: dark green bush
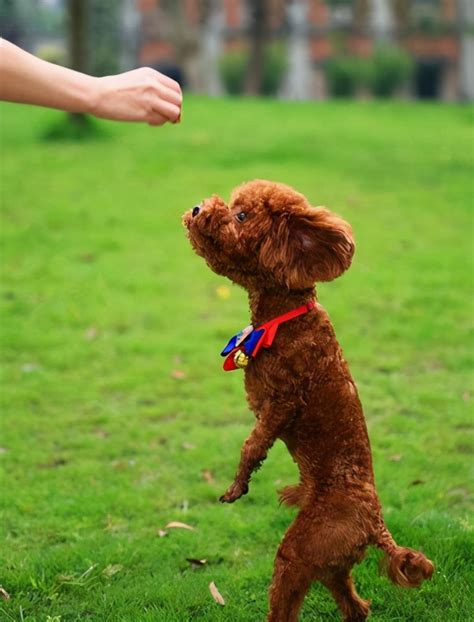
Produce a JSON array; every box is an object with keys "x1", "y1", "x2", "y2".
[
  {"x1": 261, "y1": 43, "x2": 287, "y2": 96},
  {"x1": 326, "y1": 57, "x2": 361, "y2": 98},
  {"x1": 219, "y1": 43, "x2": 287, "y2": 96},
  {"x1": 327, "y1": 45, "x2": 414, "y2": 98},
  {"x1": 368, "y1": 44, "x2": 414, "y2": 97},
  {"x1": 219, "y1": 49, "x2": 247, "y2": 95}
]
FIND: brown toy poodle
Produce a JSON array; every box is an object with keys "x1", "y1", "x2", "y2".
[{"x1": 183, "y1": 180, "x2": 433, "y2": 621}]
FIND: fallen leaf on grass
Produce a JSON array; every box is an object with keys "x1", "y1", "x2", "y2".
[
  {"x1": 165, "y1": 521, "x2": 195, "y2": 531},
  {"x1": 104, "y1": 515, "x2": 128, "y2": 533},
  {"x1": 171, "y1": 369, "x2": 186, "y2": 380},
  {"x1": 0, "y1": 586, "x2": 10, "y2": 600},
  {"x1": 93, "y1": 429, "x2": 108, "y2": 439},
  {"x1": 0, "y1": 447, "x2": 9, "y2": 455},
  {"x1": 388, "y1": 454, "x2": 402, "y2": 462},
  {"x1": 57, "y1": 564, "x2": 98, "y2": 587},
  {"x1": 446, "y1": 487, "x2": 471, "y2": 499},
  {"x1": 182, "y1": 442, "x2": 196, "y2": 450},
  {"x1": 138, "y1": 398, "x2": 156, "y2": 407},
  {"x1": 201, "y1": 469, "x2": 214, "y2": 484},
  {"x1": 209, "y1": 581, "x2": 225, "y2": 606},
  {"x1": 149, "y1": 437, "x2": 168, "y2": 448},
  {"x1": 157, "y1": 529, "x2": 168, "y2": 537},
  {"x1": 57, "y1": 573, "x2": 75, "y2": 583},
  {"x1": 115, "y1": 323, "x2": 129, "y2": 334},
  {"x1": 186, "y1": 558, "x2": 207, "y2": 568},
  {"x1": 102, "y1": 564, "x2": 123, "y2": 578},
  {"x1": 38, "y1": 457, "x2": 68, "y2": 469},
  {"x1": 112, "y1": 460, "x2": 128, "y2": 471},
  {"x1": 79, "y1": 252, "x2": 96, "y2": 263},
  {"x1": 84, "y1": 326, "x2": 98, "y2": 341}
]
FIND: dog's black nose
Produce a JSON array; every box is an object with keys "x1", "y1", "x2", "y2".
[{"x1": 192, "y1": 206, "x2": 200, "y2": 217}]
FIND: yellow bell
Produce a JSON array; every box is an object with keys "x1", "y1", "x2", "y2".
[{"x1": 234, "y1": 349, "x2": 249, "y2": 369}]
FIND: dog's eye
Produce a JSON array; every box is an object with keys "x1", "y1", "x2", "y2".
[{"x1": 235, "y1": 211, "x2": 247, "y2": 223}]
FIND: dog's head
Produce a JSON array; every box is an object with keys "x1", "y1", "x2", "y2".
[{"x1": 183, "y1": 180, "x2": 354, "y2": 291}]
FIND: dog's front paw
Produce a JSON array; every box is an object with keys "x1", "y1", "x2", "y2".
[{"x1": 219, "y1": 481, "x2": 248, "y2": 503}]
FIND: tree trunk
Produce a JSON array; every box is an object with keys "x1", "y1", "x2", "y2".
[
  {"x1": 392, "y1": 0, "x2": 411, "y2": 33},
  {"x1": 120, "y1": 0, "x2": 140, "y2": 72},
  {"x1": 68, "y1": 0, "x2": 88, "y2": 125},
  {"x1": 200, "y1": 0, "x2": 224, "y2": 95},
  {"x1": 88, "y1": 0, "x2": 122, "y2": 77},
  {"x1": 353, "y1": 0, "x2": 370, "y2": 31},
  {"x1": 459, "y1": 0, "x2": 474, "y2": 100},
  {"x1": 159, "y1": 0, "x2": 200, "y2": 89},
  {"x1": 0, "y1": 0, "x2": 24, "y2": 46},
  {"x1": 281, "y1": 0, "x2": 314, "y2": 100},
  {"x1": 369, "y1": 0, "x2": 394, "y2": 41},
  {"x1": 244, "y1": 0, "x2": 269, "y2": 96},
  {"x1": 69, "y1": 0, "x2": 88, "y2": 72}
]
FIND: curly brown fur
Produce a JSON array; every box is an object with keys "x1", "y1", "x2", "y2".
[{"x1": 183, "y1": 180, "x2": 434, "y2": 621}]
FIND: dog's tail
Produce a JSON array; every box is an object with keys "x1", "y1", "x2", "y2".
[
  {"x1": 278, "y1": 484, "x2": 307, "y2": 508},
  {"x1": 375, "y1": 522, "x2": 434, "y2": 588}
]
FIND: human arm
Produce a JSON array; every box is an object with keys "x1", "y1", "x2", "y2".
[{"x1": 0, "y1": 39, "x2": 182, "y2": 125}]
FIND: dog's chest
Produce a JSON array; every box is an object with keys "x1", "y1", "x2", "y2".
[{"x1": 243, "y1": 350, "x2": 311, "y2": 409}]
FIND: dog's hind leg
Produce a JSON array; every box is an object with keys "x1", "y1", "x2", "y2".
[
  {"x1": 268, "y1": 549, "x2": 314, "y2": 622},
  {"x1": 267, "y1": 510, "x2": 317, "y2": 621},
  {"x1": 319, "y1": 569, "x2": 370, "y2": 622},
  {"x1": 268, "y1": 507, "x2": 370, "y2": 621}
]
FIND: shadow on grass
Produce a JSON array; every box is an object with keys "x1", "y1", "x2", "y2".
[{"x1": 42, "y1": 113, "x2": 109, "y2": 142}]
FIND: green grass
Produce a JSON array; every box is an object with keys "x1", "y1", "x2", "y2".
[{"x1": 1, "y1": 97, "x2": 473, "y2": 621}]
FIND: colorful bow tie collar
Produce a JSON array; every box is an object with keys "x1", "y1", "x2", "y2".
[{"x1": 220, "y1": 300, "x2": 316, "y2": 371}]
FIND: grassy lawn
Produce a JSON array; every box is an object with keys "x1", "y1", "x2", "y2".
[{"x1": 0, "y1": 97, "x2": 473, "y2": 621}]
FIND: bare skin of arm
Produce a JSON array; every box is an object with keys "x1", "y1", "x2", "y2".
[{"x1": 0, "y1": 39, "x2": 182, "y2": 126}]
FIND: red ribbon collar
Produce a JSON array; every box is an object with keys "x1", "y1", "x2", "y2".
[{"x1": 221, "y1": 299, "x2": 315, "y2": 371}]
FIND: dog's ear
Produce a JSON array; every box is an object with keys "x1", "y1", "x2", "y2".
[{"x1": 259, "y1": 207, "x2": 355, "y2": 289}]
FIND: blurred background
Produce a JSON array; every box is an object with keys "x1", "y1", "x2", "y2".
[
  {"x1": 1, "y1": 2, "x2": 473, "y2": 621},
  {"x1": 1, "y1": 0, "x2": 474, "y2": 101}
]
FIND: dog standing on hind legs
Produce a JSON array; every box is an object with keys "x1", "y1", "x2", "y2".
[{"x1": 183, "y1": 180, "x2": 434, "y2": 621}]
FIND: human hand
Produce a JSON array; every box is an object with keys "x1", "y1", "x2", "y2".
[{"x1": 90, "y1": 67, "x2": 182, "y2": 126}]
